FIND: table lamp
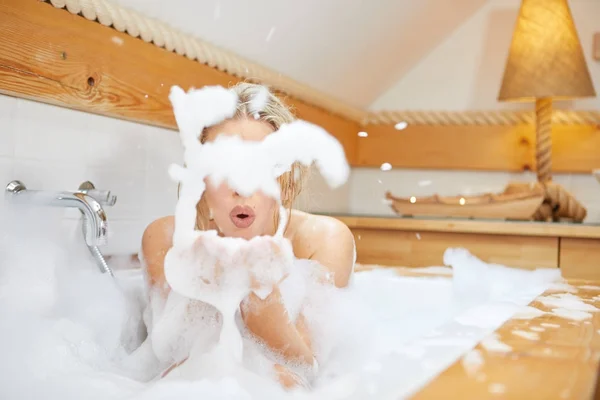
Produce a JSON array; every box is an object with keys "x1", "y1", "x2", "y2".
[{"x1": 498, "y1": 0, "x2": 596, "y2": 222}]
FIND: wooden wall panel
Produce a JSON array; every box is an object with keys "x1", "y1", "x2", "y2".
[
  {"x1": 357, "y1": 123, "x2": 600, "y2": 173},
  {"x1": 0, "y1": 0, "x2": 358, "y2": 163},
  {"x1": 560, "y1": 238, "x2": 600, "y2": 281},
  {"x1": 352, "y1": 228, "x2": 559, "y2": 269},
  {"x1": 290, "y1": 100, "x2": 359, "y2": 164}
]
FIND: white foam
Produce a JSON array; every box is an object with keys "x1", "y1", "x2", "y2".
[
  {"x1": 579, "y1": 285, "x2": 600, "y2": 291},
  {"x1": 511, "y1": 307, "x2": 547, "y2": 320},
  {"x1": 551, "y1": 308, "x2": 592, "y2": 321},
  {"x1": 546, "y1": 282, "x2": 578, "y2": 293},
  {"x1": 480, "y1": 334, "x2": 512, "y2": 353},
  {"x1": 540, "y1": 323, "x2": 560, "y2": 328},
  {"x1": 537, "y1": 293, "x2": 599, "y2": 312},
  {"x1": 0, "y1": 219, "x2": 561, "y2": 399},
  {"x1": 461, "y1": 349, "x2": 484, "y2": 376},
  {"x1": 249, "y1": 85, "x2": 270, "y2": 119},
  {"x1": 511, "y1": 330, "x2": 539, "y2": 340},
  {"x1": 489, "y1": 383, "x2": 506, "y2": 394}
]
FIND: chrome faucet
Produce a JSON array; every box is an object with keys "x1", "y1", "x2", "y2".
[{"x1": 5, "y1": 180, "x2": 117, "y2": 276}]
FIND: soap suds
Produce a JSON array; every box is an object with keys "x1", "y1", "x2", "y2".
[
  {"x1": 480, "y1": 334, "x2": 512, "y2": 353},
  {"x1": 512, "y1": 306, "x2": 546, "y2": 320},
  {"x1": 546, "y1": 282, "x2": 578, "y2": 293},
  {"x1": 511, "y1": 330, "x2": 539, "y2": 340},
  {"x1": 540, "y1": 323, "x2": 560, "y2": 328},
  {"x1": 579, "y1": 285, "x2": 600, "y2": 291},
  {"x1": 537, "y1": 293, "x2": 599, "y2": 313},
  {"x1": 248, "y1": 85, "x2": 270, "y2": 119},
  {"x1": 488, "y1": 383, "x2": 506, "y2": 394},
  {"x1": 461, "y1": 349, "x2": 484, "y2": 376},
  {"x1": 552, "y1": 308, "x2": 592, "y2": 321}
]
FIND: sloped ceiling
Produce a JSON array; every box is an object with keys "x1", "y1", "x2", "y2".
[{"x1": 113, "y1": 0, "x2": 486, "y2": 108}]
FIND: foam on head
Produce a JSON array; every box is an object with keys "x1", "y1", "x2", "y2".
[{"x1": 248, "y1": 84, "x2": 270, "y2": 120}]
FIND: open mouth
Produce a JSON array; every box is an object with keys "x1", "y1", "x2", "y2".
[{"x1": 229, "y1": 206, "x2": 255, "y2": 228}]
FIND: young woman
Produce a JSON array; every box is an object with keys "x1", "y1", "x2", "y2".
[{"x1": 140, "y1": 82, "x2": 356, "y2": 388}]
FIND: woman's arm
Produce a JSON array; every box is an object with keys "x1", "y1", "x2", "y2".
[
  {"x1": 241, "y1": 287, "x2": 315, "y2": 365},
  {"x1": 240, "y1": 216, "x2": 356, "y2": 369},
  {"x1": 141, "y1": 216, "x2": 175, "y2": 294},
  {"x1": 306, "y1": 217, "x2": 355, "y2": 288}
]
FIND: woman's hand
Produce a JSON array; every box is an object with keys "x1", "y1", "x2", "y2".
[{"x1": 242, "y1": 235, "x2": 295, "y2": 295}]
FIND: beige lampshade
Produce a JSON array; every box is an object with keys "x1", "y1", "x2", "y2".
[{"x1": 498, "y1": 0, "x2": 596, "y2": 102}]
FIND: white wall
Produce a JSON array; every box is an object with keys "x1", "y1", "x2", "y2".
[
  {"x1": 347, "y1": 0, "x2": 600, "y2": 223},
  {"x1": 0, "y1": 94, "x2": 183, "y2": 255},
  {"x1": 370, "y1": 0, "x2": 600, "y2": 111}
]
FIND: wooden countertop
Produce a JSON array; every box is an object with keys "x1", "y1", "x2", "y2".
[
  {"x1": 366, "y1": 267, "x2": 600, "y2": 399},
  {"x1": 413, "y1": 280, "x2": 600, "y2": 399},
  {"x1": 333, "y1": 215, "x2": 600, "y2": 239}
]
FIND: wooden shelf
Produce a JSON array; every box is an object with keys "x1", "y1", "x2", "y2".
[
  {"x1": 332, "y1": 215, "x2": 600, "y2": 278},
  {"x1": 333, "y1": 215, "x2": 600, "y2": 239}
]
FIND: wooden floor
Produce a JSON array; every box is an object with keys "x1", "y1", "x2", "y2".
[{"x1": 372, "y1": 266, "x2": 600, "y2": 399}]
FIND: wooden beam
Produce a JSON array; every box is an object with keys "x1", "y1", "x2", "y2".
[
  {"x1": 0, "y1": 0, "x2": 359, "y2": 163},
  {"x1": 357, "y1": 124, "x2": 600, "y2": 173}
]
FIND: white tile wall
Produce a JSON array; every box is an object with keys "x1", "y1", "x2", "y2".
[
  {"x1": 295, "y1": 165, "x2": 350, "y2": 213},
  {"x1": 0, "y1": 157, "x2": 14, "y2": 209},
  {"x1": 0, "y1": 95, "x2": 17, "y2": 157},
  {"x1": 2, "y1": 94, "x2": 599, "y2": 258},
  {"x1": 1, "y1": 95, "x2": 180, "y2": 255},
  {"x1": 143, "y1": 124, "x2": 184, "y2": 220}
]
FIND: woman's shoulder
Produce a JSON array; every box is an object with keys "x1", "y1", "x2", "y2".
[
  {"x1": 141, "y1": 216, "x2": 175, "y2": 287},
  {"x1": 142, "y1": 216, "x2": 175, "y2": 250},
  {"x1": 290, "y1": 210, "x2": 352, "y2": 240},
  {"x1": 288, "y1": 210, "x2": 355, "y2": 286}
]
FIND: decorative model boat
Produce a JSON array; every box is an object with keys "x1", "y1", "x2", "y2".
[{"x1": 385, "y1": 183, "x2": 545, "y2": 220}]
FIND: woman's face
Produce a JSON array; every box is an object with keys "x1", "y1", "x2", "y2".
[{"x1": 203, "y1": 118, "x2": 278, "y2": 240}]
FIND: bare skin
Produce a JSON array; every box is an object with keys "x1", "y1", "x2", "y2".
[
  {"x1": 141, "y1": 210, "x2": 355, "y2": 387},
  {"x1": 141, "y1": 117, "x2": 355, "y2": 388}
]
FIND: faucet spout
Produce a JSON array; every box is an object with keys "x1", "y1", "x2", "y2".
[{"x1": 5, "y1": 180, "x2": 108, "y2": 246}]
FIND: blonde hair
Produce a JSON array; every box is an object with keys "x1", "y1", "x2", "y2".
[{"x1": 193, "y1": 82, "x2": 309, "y2": 231}]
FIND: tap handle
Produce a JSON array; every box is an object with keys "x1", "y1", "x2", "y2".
[
  {"x1": 77, "y1": 181, "x2": 117, "y2": 207},
  {"x1": 79, "y1": 189, "x2": 117, "y2": 207}
]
